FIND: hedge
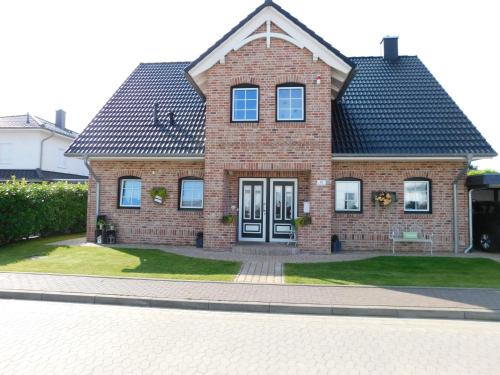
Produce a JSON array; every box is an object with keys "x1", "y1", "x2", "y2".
[{"x1": 0, "y1": 177, "x2": 88, "y2": 245}]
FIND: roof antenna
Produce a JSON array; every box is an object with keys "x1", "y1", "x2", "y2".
[
  {"x1": 153, "y1": 103, "x2": 159, "y2": 126},
  {"x1": 26, "y1": 112, "x2": 30, "y2": 124}
]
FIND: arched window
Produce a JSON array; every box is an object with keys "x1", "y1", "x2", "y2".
[
  {"x1": 179, "y1": 177, "x2": 204, "y2": 210},
  {"x1": 276, "y1": 83, "x2": 305, "y2": 122},
  {"x1": 118, "y1": 176, "x2": 141, "y2": 208},
  {"x1": 231, "y1": 84, "x2": 259, "y2": 122},
  {"x1": 404, "y1": 178, "x2": 432, "y2": 213},
  {"x1": 335, "y1": 178, "x2": 362, "y2": 212}
]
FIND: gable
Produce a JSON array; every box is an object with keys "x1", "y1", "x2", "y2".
[{"x1": 185, "y1": 1, "x2": 354, "y2": 100}]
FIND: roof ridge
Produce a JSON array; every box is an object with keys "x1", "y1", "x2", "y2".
[
  {"x1": 140, "y1": 61, "x2": 191, "y2": 65},
  {"x1": 349, "y1": 55, "x2": 418, "y2": 59}
]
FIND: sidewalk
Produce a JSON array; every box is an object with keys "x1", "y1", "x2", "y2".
[{"x1": 1, "y1": 272, "x2": 499, "y2": 321}]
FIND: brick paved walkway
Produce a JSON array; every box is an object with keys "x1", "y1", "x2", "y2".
[
  {"x1": 235, "y1": 261, "x2": 283, "y2": 283},
  {"x1": 1, "y1": 272, "x2": 499, "y2": 313}
]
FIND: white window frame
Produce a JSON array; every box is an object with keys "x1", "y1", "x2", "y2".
[
  {"x1": 277, "y1": 86, "x2": 305, "y2": 121},
  {"x1": 232, "y1": 87, "x2": 259, "y2": 122},
  {"x1": 0, "y1": 143, "x2": 13, "y2": 165},
  {"x1": 119, "y1": 178, "x2": 142, "y2": 208},
  {"x1": 180, "y1": 179, "x2": 204, "y2": 209},
  {"x1": 335, "y1": 180, "x2": 361, "y2": 212},
  {"x1": 404, "y1": 180, "x2": 430, "y2": 212}
]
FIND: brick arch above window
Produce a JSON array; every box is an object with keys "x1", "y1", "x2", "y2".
[
  {"x1": 229, "y1": 76, "x2": 258, "y2": 87},
  {"x1": 114, "y1": 170, "x2": 144, "y2": 179},
  {"x1": 177, "y1": 170, "x2": 204, "y2": 179},
  {"x1": 274, "y1": 74, "x2": 306, "y2": 86}
]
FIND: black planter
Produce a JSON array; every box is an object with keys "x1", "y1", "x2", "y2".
[{"x1": 196, "y1": 232, "x2": 203, "y2": 248}]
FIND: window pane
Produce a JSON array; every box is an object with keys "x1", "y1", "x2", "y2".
[
  {"x1": 246, "y1": 89, "x2": 257, "y2": 100},
  {"x1": 234, "y1": 99, "x2": 245, "y2": 110},
  {"x1": 246, "y1": 110, "x2": 257, "y2": 121},
  {"x1": 232, "y1": 88, "x2": 258, "y2": 122},
  {"x1": 335, "y1": 181, "x2": 360, "y2": 211},
  {"x1": 121, "y1": 179, "x2": 141, "y2": 207},
  {"x1": 291, "y1": 88, "x2": 303, "y2": 98},
  {"x1": 254, "y1": 185, "x2": 262, "y2": 220},
  {"x1": 233, "y1": 110, "x2": 245, "y2": 121},
  {"x1": 275, "y1": 186, "x2": 282, "y2": 220},
  {"x1": 246, "y1": 99, "x2": 257, "y2": 110},
  {"x1": 278, "y1": 87, "x2": 304, "y2": 121},
  {"x1": 181, "y1": 180, "x2": 204, "y2": 208},
  {"x1": 285, "y1": 186, "x2": 293, "y2": 220},
  {"x1": 405, "y1": 181, "x2": 429, "y2": 211},
  {"x1": 234, "y1": 90, "x2": 245, "y2": 100},
  {"x1": 244, "y1": 185, "x2": 252, "y2": 219}
]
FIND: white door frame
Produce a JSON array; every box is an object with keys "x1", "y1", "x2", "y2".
[
  {"x1": 238, "y1": 178, "x2": 267, "y2": 242},
  {"x1": 269, "y1": 178, "x2": 298, "y2": 243}
]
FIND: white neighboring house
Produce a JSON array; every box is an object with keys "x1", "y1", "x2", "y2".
[{"x1": 0, "y1": 110, "x2": 88, "y2": 182}]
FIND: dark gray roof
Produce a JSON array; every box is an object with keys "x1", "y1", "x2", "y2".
[
  {"x1": 66, "y1": 62, "x2": 205, "y2": 156},
  {"x1": 0, "y1": 169, "x2": 87, "y2": 182},
  {"x1": 0, "y1": 114, "x2": 78, "y2": 138},
  {"x1": 68, "y1": 57, "x2": 495, "y2": 158},
  {"x1": 332, "y1": 56, "x2": 496, "y2": 156}
]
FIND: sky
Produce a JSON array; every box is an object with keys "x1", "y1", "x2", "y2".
[{"x1": 1, "y1": 0, "x2": 498, "y2": 169}]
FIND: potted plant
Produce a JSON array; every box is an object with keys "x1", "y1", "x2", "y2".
[
  {"x1": 222, "y1": 214, "x2": 236, "y2": 224},
  {"x1": 149, "y1": 187, "x2": 168, "y2": 205},
  {"x1": 97, "y1": 218, "x2": 106, "y2": 230},
  {"x1": 293, "y1": 214, "x2": 312, "y2": 230}
]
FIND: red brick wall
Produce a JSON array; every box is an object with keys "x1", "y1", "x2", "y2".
[
  {"x1": 86, "y1": 160, "x2": 204, "y2": 245},
  {"x1": 203, "y1": 33, "x2": 334, "y2": 251},
  {"x1": 331, "y1": 161, "x2": 469, "y2": 252}
]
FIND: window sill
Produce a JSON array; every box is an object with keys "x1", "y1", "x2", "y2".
[
  {"x1": 404, "y1": 211, "x2": 432, "y2": 215},
  {"x1": 335, "y1": 210, "x2": 363, "y2": 214}
]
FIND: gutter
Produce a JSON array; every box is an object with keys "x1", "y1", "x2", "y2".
[
  {"x1": 39, "y1": 127, "x2": 55, "y2": 170},
  {"x1": 464, "y1": 188, "x2": 475, "y2": 253},
  {"x1": 452, "y1": 154, "x2": 473, "y2": 254},
  {"x1": 84, "y1": 156, "x2": 100, "y2": 219}
]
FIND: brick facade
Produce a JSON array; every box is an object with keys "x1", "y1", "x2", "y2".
[
  {"x1": 84, "y1": 27, "x2": 470, "y2": 253},
  {"x1": 86, "y1": 160, "x2": 204, "y2": 245},
  {"x1": 331, "y1": 161, "x2": 469, "y2": 252}
]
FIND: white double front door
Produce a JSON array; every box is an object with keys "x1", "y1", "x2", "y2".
[{"x1": 238, "y1": 178, "x2": 297, "y2": 243}]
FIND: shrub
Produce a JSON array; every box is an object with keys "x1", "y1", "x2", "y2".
[
  {"x1": 0, "y1": 177, "x2": 88, "y2": 245},
  {"x1": 468, "y1": 169, "x2": 499, "y2": 176}
]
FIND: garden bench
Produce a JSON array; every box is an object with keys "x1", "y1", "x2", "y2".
[{"x1": 389, "y1": 223, "x2": 434, "y2": 255}]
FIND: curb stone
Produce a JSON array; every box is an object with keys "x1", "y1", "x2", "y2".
[{"x1": 0, "y1": 289, "x2": 499, "y2": 322}]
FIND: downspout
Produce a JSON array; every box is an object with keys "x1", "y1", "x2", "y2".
[
  {"x1": 39, "y1": 127, "x2": 55, "y2": 170},
  {"x1": 464, "y1": 188, "x2": 475, "y2": 253},
  {"x1": 452, "y1": 154, "x2": 472, "y2": 254},
  {"x1": 84, "y1": 156, "x2": 100, "y2": 219}
]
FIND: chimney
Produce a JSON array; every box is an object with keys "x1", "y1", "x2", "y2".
[
  {"x1": 55, "y1": 109, "x2": 66, "y2": 129},
  {"x1": 381, "y1": 36, "x2": 399, "y2": 61}
]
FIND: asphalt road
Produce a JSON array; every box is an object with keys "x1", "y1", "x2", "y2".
[{"x1": 0, "y1": 300, "x2": 498, "y2": 374}]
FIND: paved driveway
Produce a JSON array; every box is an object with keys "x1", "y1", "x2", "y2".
[{"x1": 0, "y1": 300, "x2": 499, "y2": 374}]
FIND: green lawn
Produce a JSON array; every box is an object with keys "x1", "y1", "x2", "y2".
[
  {"x1": 0, "y1": 234, "x2": 240, "y2": 282},
  {"x1": 285, "y1": 256, "x2": 500, "y2": 288}
]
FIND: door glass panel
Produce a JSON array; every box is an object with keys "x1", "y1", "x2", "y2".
[
  {"x1": 274, "y1": 185, "x2": 282, "y2": 220},
  {"x1": 285, "y1": 185, "x2": 293, "y2": 220},
  {"x1": 254, "y1": 185, "x2": 262, "y2": 219},
  {"x1": 243, "y1": 185, "x2": 252, "y2": 219}
]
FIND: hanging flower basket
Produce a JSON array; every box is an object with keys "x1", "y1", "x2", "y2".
[
  {"x1": 149, "y1": 187, "x2": 168, "y2": 205},
  {"x1": 372, "y1": 191, "x2": 397, "y2": 207},
  {"x1": 222, "y1": 214, "x2": 236, "y2": 224}
]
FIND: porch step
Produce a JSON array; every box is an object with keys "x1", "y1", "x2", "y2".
[{"x1": 232, "y1": 242, "x2": 300, "y2": 256}]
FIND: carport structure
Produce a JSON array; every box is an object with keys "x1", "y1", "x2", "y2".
[{"x1": 466, "y1": 174, "x2": 500, "y2": 252}]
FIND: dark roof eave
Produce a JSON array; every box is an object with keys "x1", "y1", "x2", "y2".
[
  {"x1": 332, "y1": 152, "x2": 498, "y2": 158},
  {"x1": 65, "y1": 152, "x2": 205, "y2": 159}
]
